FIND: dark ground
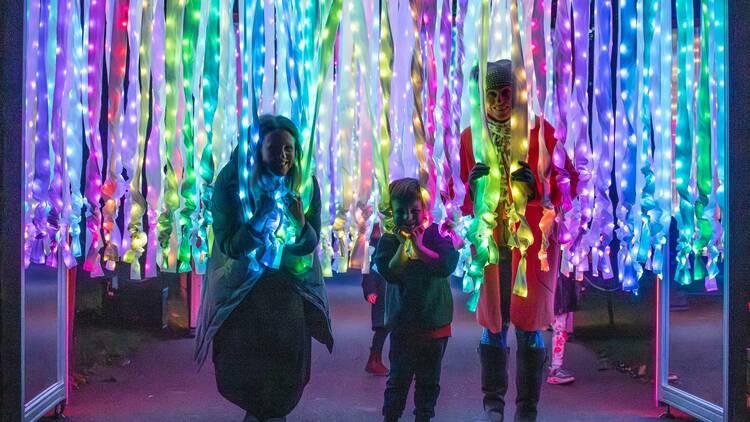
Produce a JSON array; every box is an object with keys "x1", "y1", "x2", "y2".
[{"x1": 57, "y1": 272, "x2": 698, "y2": 422}]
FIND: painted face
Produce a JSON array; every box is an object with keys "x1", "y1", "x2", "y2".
[
  {"x1": 392, "y1": 197, "x2": 424, "y2": 232},
  {"x1": 486, "y1": 85, "x2": 512, "y2": 122},
  {"x1": 261, "y1": 129, "x2": 295, "y2": 176}
]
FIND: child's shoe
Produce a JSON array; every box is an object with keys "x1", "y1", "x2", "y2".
[
  {"x1": 365, "y1": 348, "x2": 389, "y2": 376},
  {"x1": 546, "y1": 367, "x2": 575, "y2": 385}
]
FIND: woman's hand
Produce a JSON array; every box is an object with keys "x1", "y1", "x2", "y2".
[
  {"x1": 510, "y1": 161, "x2": 537, "y2": 200},
  {"x1": 367, "y1": 293, "x2": 378, "y2": 305},
  {"x1": 469, "y1": 162, "x2": 490, "y2": 183},
  {"x1": 286, "y1": 194, "x2": 305, "y2": 228},
  {"x1": 249, "y1": 194, "x2": 277, "y2": 232}
]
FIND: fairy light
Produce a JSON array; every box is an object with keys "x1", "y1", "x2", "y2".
[
  {"x1": 613, "y1": 0, "x2": 641, "y2": 291},
  {"x1": 589, "y1": 0, "x2": 616, "y2": 279},
  {"x1": 674, "y1": 0, "x2": 696, "y2": 286},
  {"x1": 123, "y1": 0, "x2": 152, "y2": 279},
  {"x1": 175, "y1": 0, "x2": 200, "y2": 273},
  {"x1": 144, "y1": 0, "x2": 166, "y2": 279},
  {"x1": 81, "y1": 0, "x2": 106, "y2": 276}
]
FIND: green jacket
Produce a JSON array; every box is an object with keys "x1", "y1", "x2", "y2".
[{"x1": 374, "y1": 224, "x2": 459, "y2": 331}]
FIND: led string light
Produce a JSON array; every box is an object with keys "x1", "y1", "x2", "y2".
[
  {"x1": 567, "y1": 0, "x2": 593, "y2": 279},
  {"x1": 694, "y1": 0, "x2": 716, "y2": 289},
  {"x1": 505, "y1": 0, "x2": 534, "y2": 296},
  {"x1": 99, "y1": 0, "x2": 129, "y2": 272},
  {"x1": 674, "y1": 0, "x2": 696, "y2": 286},
  {"x1": 123, "y1": 0, "x2": 153, "y2": 279},
  {"x1": 551, "y1": 0, "x2": 575, "y2": 274},
  {"x1": 708, "y1": 0, "x2": 726, "y2": 276},
  {"x1": 373, "y1": 0, "x2": 395, "y2": 233},
  {"x1": 29, "y1": 0, "x2": 54, "y2": 266},
  {"x1": 63, "y1": 0, "x2": 87, "y2": 264},
  {"x1": 117, "y1": 0, "x2": 143, "y2": 267},
  {"x1": 438, "y1": 0, "x2": 469, "y2": 245},
  {"x1": 144, "y1": 0, "x2": 166, "y2": 279},
  {"x1": 588, "y1": 0, "x2": 615, "y2": 279},
  {"x1": 649, "y1": 0, "x2": 673, "y2": 277},
  {"x1": 408, "y1": 0, "x2": 434, "y2": 224},
  {"x1": 157, "y1": 0, "x2": 185, "y2": 271},
  {"x1": 47, "y1": 0, "x2": 73, "y2": 268},
  {"x1": 82, "y1": 0, "x2": 106, "y2": 276}
]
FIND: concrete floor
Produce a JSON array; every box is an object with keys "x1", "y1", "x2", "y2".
[{"x1": 64, "y1": 274, "x2": 694, "y2": 422}]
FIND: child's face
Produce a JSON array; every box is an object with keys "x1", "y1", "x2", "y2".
[
  {"x1": 486, "y1": 86, "x2": 512, "y2": 122},
  {"x1": 392, "y1": 198, "x2": 424, "y2": 232}
]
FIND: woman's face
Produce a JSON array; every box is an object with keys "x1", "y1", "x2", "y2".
[
  {"x1": 486, "y1": 86, "x2": 512, "y2": 122},
  {"x1": 261, "y1": 129, "x2": 295, "y2": 176}
]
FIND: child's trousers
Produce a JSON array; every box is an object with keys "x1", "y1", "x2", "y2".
[{"x1": 383, "y1": 329, "x2": 448, "y2": 421}]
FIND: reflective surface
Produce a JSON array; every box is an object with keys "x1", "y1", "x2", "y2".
[
  {"x1": 667, "y1": 272, "x2": 724, "y2": 407},
  {"x1": 24, "y1": 263, "x2": 62, "y2": 403}
]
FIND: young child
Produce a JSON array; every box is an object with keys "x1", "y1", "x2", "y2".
[
  {"x1": 362, "y1": 222, "x2": 389, "y2": 376},
  {"x1": 374, "y1": 178, "x2": 459, "y2": 422}
]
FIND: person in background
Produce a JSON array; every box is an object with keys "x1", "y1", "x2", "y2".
[
  {"x1": 547, "y1": 273, "x2": 579, "y2": 385},
  {"x1": 195, "y1": 115, "x2": 333, "y2": 422},
  {"x1": 362, "y1": 221, "x2": 390, "y2": 376},
  {"x1": 374, "y1": 178, "x2": 460, "y2": 422}
]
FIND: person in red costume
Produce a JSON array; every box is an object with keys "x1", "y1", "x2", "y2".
[{"x1": 460, "y1": 60, "x2": 577, "y2": 422}]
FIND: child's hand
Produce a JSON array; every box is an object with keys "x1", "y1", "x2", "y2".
[
  {"x1": 411, "y1": 225, "x2": 426, "y2": 252},
  {"x1": 367, "y1": 293, "x2": 378, "y2": 305}
]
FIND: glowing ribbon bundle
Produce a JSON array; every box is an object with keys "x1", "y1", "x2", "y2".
[
  {"x1": 465, "y1": 0, "x2": 499, "y2": 311},
  {"x1": 506, "y1": 0, "x2": 533, "y2": 297},
  {"x1": 438, "y1": 0, "x2": 469, "y2": 244}
]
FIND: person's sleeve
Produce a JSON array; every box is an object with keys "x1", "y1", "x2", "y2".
[
  {"x1": 285, "y1": 177, "x2": 322, "y2": 256},
  {"x1": 424, "y1": 226, "x2": 460, "y2": 278},
  {"x1": 373, "y1": 234, "x2": 404, "y2": 285},
  {"x1": 212, "y1": 166, "x2": 264, "y2": 260}
]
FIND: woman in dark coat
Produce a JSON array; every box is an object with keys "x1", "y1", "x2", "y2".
[{"x1": 194, "y1": 115, "x2": 333, "y2": 422}]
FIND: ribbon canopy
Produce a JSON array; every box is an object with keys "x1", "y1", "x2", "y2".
[{"x1": 20, "y1": 0, "x2": 726, "y2": 303}]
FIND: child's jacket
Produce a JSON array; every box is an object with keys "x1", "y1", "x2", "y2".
[{"x1": 374, "y1": 223, "x2": 459, "y2": 332}]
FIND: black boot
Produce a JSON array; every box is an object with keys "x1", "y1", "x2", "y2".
[
  {"x1": 514, "y1": 347, "x2": 546, "y2": 422},
  {"x1": 478, "y1": 344, "x2": 509, "y2": 422}
]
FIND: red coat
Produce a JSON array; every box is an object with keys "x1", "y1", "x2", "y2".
[{"x1": 459, "y1": 120, "x2": 577, "y2": 332}]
